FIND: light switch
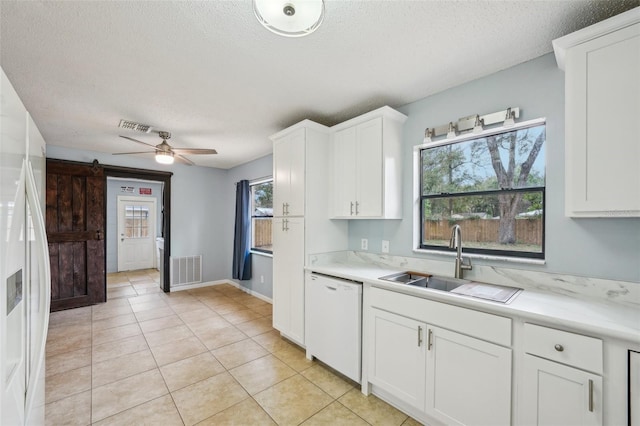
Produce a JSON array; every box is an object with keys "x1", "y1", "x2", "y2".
[
  {"x1": 361, "y1": 238, "x2": 368, "y2": 250},
  {"x1": 382, "y1": 240, "x2": 390, "y2": 253}
]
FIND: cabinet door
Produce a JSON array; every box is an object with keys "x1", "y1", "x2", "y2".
[
  {"x1": 331, "y1": 126, "x2": 357, "y2": 217},
  {"x1": 631, "y1": 351, "x2": 640, "y2": 426},
  {"x1": 368, "y1": 308, "x2": 426, "y2": 411},
  {"x1": 287, "y1": 131, "x2": 306, "y2": 216},
  {"x1": 271, "y1": 217, "x2": 305, "y2": 345},
  {"x1": 273, "y1": 129, "x2": 306, "y2": 217},
  {"x1": 565, "y1": 22, "x2": 640, "y2": 217},
  {"x1": 521, "y1": 354, "x2": 602, "y2": 426},
  {"x1": 425, "y1": 326, "x2": 511, "y2": 426},
  {"x1": 273, "y1": 140, "x2": 290, "y2": 217},
  {"x1": 271, "y1": 218, "x2": 288, "y2": 333},
  {"x1": 285, "y1": 217, "x2": 305, "y2": 344},
  {"x1": 355, "y1": 117, "x2": 383, "y2": 217}
]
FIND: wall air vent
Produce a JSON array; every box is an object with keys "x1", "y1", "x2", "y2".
[{"x1": 118, "y1": 119, "x2": 152, "y2": 133}]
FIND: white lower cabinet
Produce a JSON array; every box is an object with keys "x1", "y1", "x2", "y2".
[
  {"x1": 368, "y1": 308, "x2": 426, "y2": 412},
  {"x1": 367, "y1": 304, "x2": 511, "y2": 425},
  {"x1": 426, "y1": 326, "x2": 512, "y2": 426},
  {"x1": 631, "y1": 351, "x2": 640, "y2": 426},
  {"x1": 521, "y1": 354, "x2": 602, "y2": 426},
  {"x1": 520, "y1": 323, "x2": 603, "y2": 426}
]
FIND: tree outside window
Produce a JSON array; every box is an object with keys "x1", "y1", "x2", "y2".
[{"x1": 419, "y1": 121, "x2": 546, "y2": 258}]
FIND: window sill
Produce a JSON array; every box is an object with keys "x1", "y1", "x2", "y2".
[
  {"x1": 412, "y1": 248, "x2": 546, "y2": 266},
  {"x1": 250, "y1": 250, "x2": 273, "y2": 258}
]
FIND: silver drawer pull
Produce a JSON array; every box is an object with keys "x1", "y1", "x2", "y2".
[
  {"x1": 554, "y1": 344, "x2": 564, "y2": 352},
  {"x1": 588, "y1": 379, "x2": 594, "y2": 412},
  {"x1": 418, "y1": 326, "x2": 423, "y2": 347},
  {"x1": 427, "y1": 328, "x2": 433, "y2": 350}
]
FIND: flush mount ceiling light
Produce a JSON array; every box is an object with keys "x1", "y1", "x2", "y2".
[{"x1": 253, "y1": 0, "x2": 324, "y2": 37}]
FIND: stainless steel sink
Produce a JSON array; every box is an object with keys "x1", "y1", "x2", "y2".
[
  {"x1": 378, "y1": 272, "x2": 428, "y2": 287},
  {"x1": 378, "y1": 271, "x2": 522, "y2": 303},
  {"x1": 378, "y1": 272, "x2": 465, "y2": 292}
]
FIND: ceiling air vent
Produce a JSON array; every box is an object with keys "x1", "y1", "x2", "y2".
[{"x1": 118, "y1": 119, "x2": 152, "y2": 133}]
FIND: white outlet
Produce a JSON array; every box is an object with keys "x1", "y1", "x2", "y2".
[
  {"x1": 260, "y1": 275, "x2": 264, "y2": 284},
  {"x1": 361, "y1": 238, "x2": 368, "y2": 250},
  {"x1": 382, "y1": 240, "x2": 390, "y2": 253}
]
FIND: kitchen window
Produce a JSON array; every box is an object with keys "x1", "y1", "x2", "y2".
[
  {"x1": 416, "y1": 119, "x2": 546, "y2": 259},
  {"x1": 251, "y1": 179, "x2": 273, "y2": 254}
]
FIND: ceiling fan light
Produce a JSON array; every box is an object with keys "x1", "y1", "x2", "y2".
[
  {"x1": 253, "y1": 0, "x2": 324, "y2": 37},
  {"x1": 155, "y1": 151, "x2": 174, "y2": 165}
]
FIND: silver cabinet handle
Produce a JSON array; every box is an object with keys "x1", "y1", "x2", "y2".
[
  {"x1": 355, "y1": 201, "x2": 359, "y2": 215},
  {"x1": 427, "y1": 328, "x2": 433, "y2": 350},
  {"x1": 350, "y1": 202, "x2": 354, "y2": 215},
  {"x1": 285, "y1": 219, "x2": 289, "y2": 231},
  {"x1": 285, "y1": 203, "x2": 289, "y2": 215},
  {"x1": 282, "y1": 202, "x2": 286, "y2": 215},
  {"x1": 554, "y1": 344, "x2": 564, "y2": 352},
  {"x1": 418, "y1": 326, "x2": 423, "y2": 347},
  {"x1": 281, "y1": 219, "x2": 285, "y2": 232},
  {"x1": 588, "y1": 379, "x2": 594, "y2": 412}
]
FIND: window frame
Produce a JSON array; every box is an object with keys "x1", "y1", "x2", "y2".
[
  {"x1": 413, "y1": 117, "x2": 546, "y2": 261},
  {"x1": 250, "y1": 178, "x2": 273, "y2": 255}
]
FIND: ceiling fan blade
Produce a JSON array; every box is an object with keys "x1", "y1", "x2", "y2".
[
  {"x1": 119, "y1": 135, "x2": 158, "y2": 148},
  {"x1": 112, "y1": 151, "x2": 156, "y2": 155},
  {"x1": 175, "y1": 154, "x2": 195, "y2": 166},
  {"x1": 171, "y1": 148, "x2": 218, "y2": 155}
]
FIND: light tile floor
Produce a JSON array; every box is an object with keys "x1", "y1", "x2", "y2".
[{"x1": 45, "y1": 269, "x2": 423, "y2": 425}]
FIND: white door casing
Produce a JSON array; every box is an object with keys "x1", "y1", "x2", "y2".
[{"x1": 117, "y1": 196, "x2": 156, "y2": 272}]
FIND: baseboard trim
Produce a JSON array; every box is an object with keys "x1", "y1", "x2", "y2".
[
  {"x1": 171, "y1": 279, "x2": 273, "y2": 304},
  {"x1": 170, "y1": 279, "x2": 230, "y2": 292}
]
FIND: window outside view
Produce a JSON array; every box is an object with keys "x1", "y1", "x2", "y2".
[
  {"x1": 124, "y1": 205, "x2": 150, "y2": 238},
  {"x1": 251, "y1": 180, "x2": 273, "y2": 253},
  {"x1": 420, "y1": 122, "x2": 546, "y2": 258}
]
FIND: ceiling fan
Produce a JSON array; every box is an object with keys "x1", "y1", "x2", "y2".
[{"x1": 114, "y1": 131, "x2": 217, "y2": 166}]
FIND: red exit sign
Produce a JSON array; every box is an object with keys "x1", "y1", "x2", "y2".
[{"x1": 139, "y1": 188, "x2": 152, "y2": 195}]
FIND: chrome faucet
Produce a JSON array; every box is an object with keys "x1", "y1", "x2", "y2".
[{"x1": 449, "y1": 225, "x2": 472, "y2": 279}]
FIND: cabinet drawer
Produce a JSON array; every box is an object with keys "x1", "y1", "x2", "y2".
[
  {"x1": 523, "y1": 323, "x2": 602, "y2": 374},
  {"x1": 370, "y1": 286, "x2": 511, "y2": 347}
]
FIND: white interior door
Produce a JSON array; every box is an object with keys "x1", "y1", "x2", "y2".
[{"x1": 117, "y1": 196, "x2": 156, "y2": 272}]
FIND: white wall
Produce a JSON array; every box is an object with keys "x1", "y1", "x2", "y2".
[{"x1": 348, "y1": 53, "x2": 640, "y2": 283}]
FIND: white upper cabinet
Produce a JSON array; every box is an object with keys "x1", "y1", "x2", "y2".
[
  {"x1": 330, "y1": 106, "x2": 407, "y2": 219},
  {"x1": 553, "y1": 9, "x2": 640, "y2": 217},
  {"x1": 273, "y1": 128, "x2": 306, "y2": 217}
]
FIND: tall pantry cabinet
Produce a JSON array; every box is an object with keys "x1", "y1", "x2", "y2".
[{"x1": 271, "y1": 120, "x2": 347, "y2": 346}]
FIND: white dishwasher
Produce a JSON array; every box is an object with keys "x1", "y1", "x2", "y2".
[{"x1": 305, "y1": 271, "x2": 362, "y2": 383}]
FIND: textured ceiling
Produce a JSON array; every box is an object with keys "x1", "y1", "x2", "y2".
[{"x1": 1, "y1": 1, "x2": 637, "y2": 169}]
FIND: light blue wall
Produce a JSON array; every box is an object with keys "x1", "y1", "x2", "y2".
[
  {"x1": 105, "y1": 178, "x2": 163, "y2": 273},
  {"x1": 348, "y1": 53, "x2": 640, "y2": 283},
  {"x1": 46, "y1": 145, "x2": 230, "y2": 284},
  {"x1": 225, "y1": 154, "x2": 274, "y2": 298}
]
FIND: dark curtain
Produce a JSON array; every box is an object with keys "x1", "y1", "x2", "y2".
[{"x1": 232, "y1": 180, "x2": 252, "y2": 280}]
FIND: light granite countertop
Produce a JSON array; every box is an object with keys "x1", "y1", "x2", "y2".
[{"x1": 305, "y1": 259, "x2": 640, "y2": 345}]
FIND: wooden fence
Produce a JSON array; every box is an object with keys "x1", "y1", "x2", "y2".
[
  {"x1": 424, "y1": 218, "x2": 542, "y2": 245},
  {"x1": 253, "y1": 218, "x2": 272, "y2": 249}
]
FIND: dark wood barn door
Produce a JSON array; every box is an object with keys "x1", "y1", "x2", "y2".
[{"x1": 46, "y1": 159, "x2": 106, "y2": 311}]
